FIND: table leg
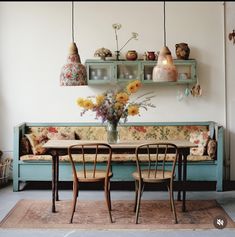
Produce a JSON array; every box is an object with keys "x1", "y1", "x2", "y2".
[
  {"x1": 52, "y1": 153, "x2": 56, "y2": 213},
  {"x1": 182, "y1": 149, "x2": 188, "y2": 212},
  {"x1": 55, "y1": 154, "x2": 59, "y2": 201},
  {"x1": 177, "y1": 153, "x2": 182, "y2": 201}
]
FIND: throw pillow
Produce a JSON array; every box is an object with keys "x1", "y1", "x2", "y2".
[
  {"x1": 25, "y1": 132, "x2": 48, "y2": 155},
  {"x1": 20, "y1": 136, "x2": 33, "y2": 155},
  {"x1": 206, "y1": 138, "x2": 217, "y2": 159},
  {"x1": 189, "y1": 131, "x2": 209, "y2": 156}
]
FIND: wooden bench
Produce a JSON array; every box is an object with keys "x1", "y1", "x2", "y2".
[{"x1": 13, "y1": 121, "x2": 224, "y2": 191}]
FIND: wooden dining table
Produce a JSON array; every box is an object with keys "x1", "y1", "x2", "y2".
[{"x1": 43, "y1": 139, "x2": 197, "y2": 213}]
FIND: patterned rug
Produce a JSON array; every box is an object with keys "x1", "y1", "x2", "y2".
[{"x1": 0, "y1": 199, "x2": 234, "y2": 230}]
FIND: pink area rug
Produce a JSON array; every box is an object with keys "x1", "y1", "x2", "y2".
[{"x1": 0, "y1": 199, "x2": 234, "y2": 230}]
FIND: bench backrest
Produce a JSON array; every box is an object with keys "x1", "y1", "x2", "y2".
[{"x1": 26, "y1": 125, "x2": 210, "y2": 141}]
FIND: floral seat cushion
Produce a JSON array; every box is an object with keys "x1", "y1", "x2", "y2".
[{"x1": 20, "y1": 153, "x2": 213, "y2": 162}]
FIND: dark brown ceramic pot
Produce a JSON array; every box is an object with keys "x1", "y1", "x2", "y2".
[
  {"x1": 126, "y1": 50, "x2": 138, "y2": 61},
  {"x1": 175, "y1": 43, "x2": 190, "y2": 60}
]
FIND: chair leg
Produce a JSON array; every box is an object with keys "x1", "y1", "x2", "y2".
[
  {"x1": 135, "y1": 180, "x2": 143, "y2": 224},
  {"x1": 104, "y1": 179, "x2": 113, "y2": 223},
  {"x1": 70, "y1": 180, "x2": 79, "y2": 224},
  {"x1": 134, "y1": 180, "x2": 138, "y2": 212},
  {"x1": 170, "y1": 181, "x2": 178, "y2": 224},
  {"x1": 167, "y1": 183, "x2": 172, "y2": 211},
  {"x1": 107, "y1": 180, "x2": 112, "y2": 211}
]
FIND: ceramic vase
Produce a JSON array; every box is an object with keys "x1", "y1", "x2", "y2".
[{"x1": 126, "y1": 50, "x2": 138, "y2": 61}]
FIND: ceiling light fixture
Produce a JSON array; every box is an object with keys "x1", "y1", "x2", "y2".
[
  {"x1": 152, "y1": 1, "x2": 178, "y2": 82},
  {"x1": 60, "y1": 1, "x2": 87, "y2": 86}
]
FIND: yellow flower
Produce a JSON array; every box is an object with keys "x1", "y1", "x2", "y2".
[
  {"x1": 114, "y1": 102, "x2": 124, "y2": 110},
  {"x1": 133, "y1": 80, "x2": 142, "y2": 90},
  {"x1": 83, "y1": 99, "x2": 94, "y2": 110},
  {"x1": 96, "y1": 95, "x2": 105, "y2": 106},
  {"x1": 76, "y1": 98, "x2": 84, "y2": 107},
  {"x1": 116, "y1": 92, "x2": 129, "y2": 104},
  {"x1": 127, "y1": 82, "x2": 138, "y2": 94},
  {"x1": 75, "y1": 79, "x2": 155, "y2": 124},
  {"x1": 128, "y1": 105, "x2": 139, "y2": 116}
]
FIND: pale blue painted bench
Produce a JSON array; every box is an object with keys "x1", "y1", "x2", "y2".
[{"x1": 13, "y1": 121, "x2": 224, "y2": 192}]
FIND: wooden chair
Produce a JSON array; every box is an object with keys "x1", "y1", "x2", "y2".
[
  {"x1": 68, "y1": 143, "x2": 113, "y2": 223},
  {"x1": 132, "y1": 142, "x2": 178, "y2": 224}
]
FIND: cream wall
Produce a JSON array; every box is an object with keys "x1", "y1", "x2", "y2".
[
  {"x1": 0, "y1": 2, "x2": 225, "y2": 155},
  {"x1": 225, "y1": 2, "x2": 235, "y2": 180}
]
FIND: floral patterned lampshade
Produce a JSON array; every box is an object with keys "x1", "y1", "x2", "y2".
[
  {"x1": 60, "y1": 42, "x2": 87, "y2": 86},
  {"x1": 60, "y1": 1, "x2": 87, "y2": 86}
]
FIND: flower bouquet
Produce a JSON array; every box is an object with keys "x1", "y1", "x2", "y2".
[{"x1": 77, "y1": 80, "x2": 155, "y2": 143}]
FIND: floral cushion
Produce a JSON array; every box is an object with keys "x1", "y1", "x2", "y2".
[
  {"x1": 25, "y1": 127, "x2": 76, "y2": 155},
  {"x1": 20, "y1": 153, "x2": 213, "y2": 162},
  {"x1": 28, "y1": 126, "x2": 106, "y2": 141},
  {"x1": 187, "y1": 155, "x2": 212, "y2": 161},
  {"x1": 25, "y1": 133, "x2": 48, "y2": 155},
  {"x1": 27, "y1": 125, "x2": 209, "y2": 141},
  {"x1": 206, "y1": 139, "x2": 217, "y2": 159},
  {"x1": 20, "y1": 154, "x2": 52, "y2": 161},
  {"x1": 189, "y1": 131, "x2": 210, "y2": 156},
  {"x1": 74, "y1": 127, "x2": 106, "y2": 140},
  {"x1": 47, "y1": 131, "x2": 75, "y2": 140},
  {"x1": 24, "y1": 125, "x2": 211, "y2": 156},
  {"x1": 20, "y1": 136, "x2": 33, "y2": 155},
  {"x1": 119, "y1": 125, "x2": 209, "y2": 141}
]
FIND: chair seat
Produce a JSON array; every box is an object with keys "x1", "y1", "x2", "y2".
[
  {"x1": 132, "y1": 169, "x2": 172, "y2": 182},
  {"x1": 76, "y1": 170, "x2": 113, "y2": 182}
]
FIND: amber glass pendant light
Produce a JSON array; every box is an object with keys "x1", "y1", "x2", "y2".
[
  {"x1": 60, "y1": 1, "x2": 87, "y2": 86},
  {"x1": 152, "y1": 1, "x2": 177, "y2": 82}
]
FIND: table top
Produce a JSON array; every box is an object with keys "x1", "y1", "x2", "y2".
[{"x1": 43, "y1": 139, "x2": 197, "y2": 149}]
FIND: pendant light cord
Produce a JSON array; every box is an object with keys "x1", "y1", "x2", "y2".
[
  {"x1": 164, "y1": 1, "x2": 166, "y2": 47},
  {"x1": 72, "y1": 1, "x2": 74, "y2": 42}
]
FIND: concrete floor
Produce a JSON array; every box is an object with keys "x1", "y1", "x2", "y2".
[{"x1": 0, "y1": 183, "x2": 235, "y2": 237}]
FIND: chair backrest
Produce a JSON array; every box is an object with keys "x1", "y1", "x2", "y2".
[
  {"x1": 68, "y1": 143, "x2": 112, "y2": 180},
  {"x1": 135, "y1": 142, "x2": 178, "y2": 179}
]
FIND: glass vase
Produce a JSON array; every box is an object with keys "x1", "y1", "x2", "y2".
[{"x1": 106, "y1": 121, "x2": 119, "y2": 144}]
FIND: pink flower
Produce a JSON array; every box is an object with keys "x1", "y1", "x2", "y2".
[
  {"x1": 48, "y1": 127, "x2": 58, "y2": 133},
  {"x1": 133, "y1": 126, "x2": 146, "y2": 133},
  {"x1": 65, "y1": 72, "x2": 72, "y2": 78}
]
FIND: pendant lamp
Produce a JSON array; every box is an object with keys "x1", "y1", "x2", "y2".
[
  {"x1": 152, "y1": 1, "x2": 177, "y2": 82},
  {"x1": 60, "y1": 1, "x2": 87, "y2": 86}
]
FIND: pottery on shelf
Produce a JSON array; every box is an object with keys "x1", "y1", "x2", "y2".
[
  {"x1": 94, "y1": 47, "x2": 112, "y2": 60},
  {"x1": 175, "y1": 43, "x2": 190, "y2": 60},
  {"x1": 126, "y1": 50, "x2": 138, "y2": 61},
  {"x1": 147, "y1": 51, "x2": 156, "y2": 60}
]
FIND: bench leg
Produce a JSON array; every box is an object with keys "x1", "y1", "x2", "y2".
[
  {"x1": 13, "y1": 160, "x2": 20, "y2": 191},
  {"x1": 13, "y1": 178, "x2": 19, "y2": 192},
  {"x1": 216, "y1": 176, "x2": 223, "y2": 192}
]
